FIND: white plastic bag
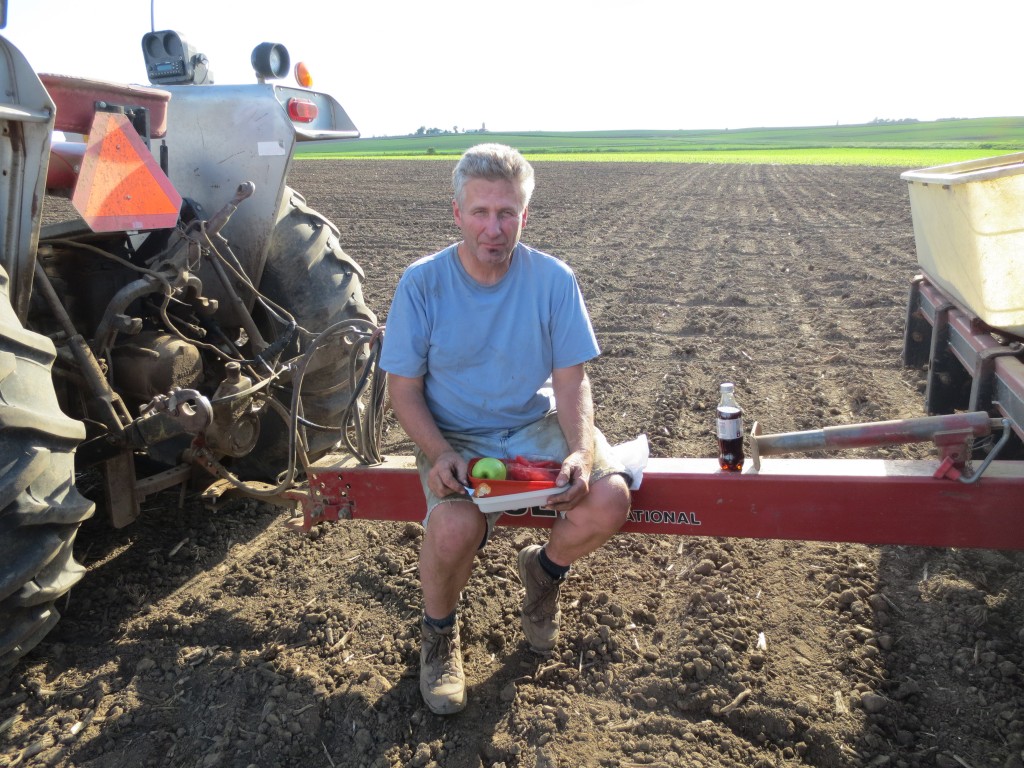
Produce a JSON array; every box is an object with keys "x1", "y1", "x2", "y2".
[{"x1": 611, "y1": 434, "x2": 649, "y2": 491}]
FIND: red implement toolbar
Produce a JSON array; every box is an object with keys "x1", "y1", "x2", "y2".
[{"x1": 302, "y1": 455, "x2": 1024, "y2": 550}]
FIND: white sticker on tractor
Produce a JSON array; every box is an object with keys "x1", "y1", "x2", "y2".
[{"x1": 258, "y1": 141, "x2": 286, "y2": 156}]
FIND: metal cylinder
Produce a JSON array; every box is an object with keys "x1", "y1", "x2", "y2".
[{"x1": 752, "y1": 411, "x2": 996, "y2": 457}]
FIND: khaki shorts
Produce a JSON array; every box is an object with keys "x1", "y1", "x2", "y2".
[{"x1": 415, "y1": 411, "x2": 628, "y2": 546}]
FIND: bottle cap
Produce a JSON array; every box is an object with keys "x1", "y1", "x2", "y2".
[{"x1": 720, "y1": 382, "x2": 734, "y2": 394}]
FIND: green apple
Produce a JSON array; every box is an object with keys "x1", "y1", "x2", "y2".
[{"x1": 471, "y1": 457, "x2": 507, "y2": 480}]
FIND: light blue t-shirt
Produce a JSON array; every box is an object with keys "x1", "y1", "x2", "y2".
[{"x1": 380, "y1": 242, "x2": 599, "y2": 434}]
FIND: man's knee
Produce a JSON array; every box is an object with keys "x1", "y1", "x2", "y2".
[
  {"x1": 424, "y1": 500, "x2": 486, "y2": 556},
  {"x1": 595, "y1": 472, "x2": 631, "y2": 506},
  {"x1": 579, "y1": 473, "x2": 631, "y2": 531}
]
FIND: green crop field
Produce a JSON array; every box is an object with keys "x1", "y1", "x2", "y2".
[{"x1": 295, "y1": 117, "x2": 1024, "y2": 166}]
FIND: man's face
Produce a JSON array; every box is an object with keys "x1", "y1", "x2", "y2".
[{"x1": 453, "y1": 177, "x2": 528, "y2": 271}]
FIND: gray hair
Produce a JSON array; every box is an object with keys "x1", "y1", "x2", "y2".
[{"x1": 452, "y1": 143, "x2": 535, "y2": 209}]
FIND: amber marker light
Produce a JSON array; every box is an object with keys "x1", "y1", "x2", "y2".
[
  {"x1": 294, "y1": 61, "x2": 313, "y2": 88},
  {"x1": 287, "y1": 98, "x2": 318, "y2": 123}
]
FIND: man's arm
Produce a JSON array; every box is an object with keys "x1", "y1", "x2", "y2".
[
  {"x1": 548, "y1": 363, "x2": 596, "y2": 510},
  {"x1": 387, "y1": 372, "x2": 469, "y2": 498}
]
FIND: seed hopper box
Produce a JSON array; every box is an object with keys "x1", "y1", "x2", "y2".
[{"x1": 901, "y1": 153, "x2": 1024, "y2": 337}]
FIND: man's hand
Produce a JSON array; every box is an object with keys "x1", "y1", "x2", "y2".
[
  {"x1": 545, "y1": 449, "x2": 592, "y2": 512},
  {"x1": 388, "y1": 373, "x2": 470, "y2": 500},
  {"x1": 428, "y1": 449, "x2": 470, "y2": 499}
]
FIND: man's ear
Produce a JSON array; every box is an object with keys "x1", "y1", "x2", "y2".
[
  {"x1": 521, "y1": 206, "x2": 529, "y2": 228},
  {"x1": 452, "y1": 197, "x2": 463, "y2": 227}
]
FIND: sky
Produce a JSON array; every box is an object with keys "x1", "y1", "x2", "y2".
[{"x1": 5, "y1": 1, "x2": 1021, "y2": 139}]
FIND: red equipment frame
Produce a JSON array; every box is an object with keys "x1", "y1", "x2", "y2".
[{"x1": 298, "y1": 453, "x2": 1024, "y2": 551}]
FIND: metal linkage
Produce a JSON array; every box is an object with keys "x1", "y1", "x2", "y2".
[{"x1": 748, "y1": 411, "x2": 1005, "y2": 478}]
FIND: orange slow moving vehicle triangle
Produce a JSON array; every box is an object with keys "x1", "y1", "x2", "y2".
[{"x1": 72, "y1": 111, "x2": 182, "y2": 232}]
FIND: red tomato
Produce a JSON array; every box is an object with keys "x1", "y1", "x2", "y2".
[
  {"x1": 507, "y1": 456, "x2": 561, "y2": 482},
  {"x1": 512, "y1": 455, "x2": 561, "y2": 470}
]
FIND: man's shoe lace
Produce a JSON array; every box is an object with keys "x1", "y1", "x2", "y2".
[
  {"x1": 424, "y1": 627, "x2": 457, "y2": 674},
  {"x1": 524, "y1": 571, "x2": 561, "y2": 621}
]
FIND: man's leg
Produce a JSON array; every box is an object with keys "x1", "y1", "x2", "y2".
[
  {"x1": 419, "y1": 498, "x2": 484, "y2": 714},
  {"x1": 518, "y1": 473, "x2": 631, "y2": 652},
  {"x1": 546, "y1": 473, "x2": 631, "y2": 565},
  {"x1": 420, "y1": 499, "x2": 486, "y2": 618}
]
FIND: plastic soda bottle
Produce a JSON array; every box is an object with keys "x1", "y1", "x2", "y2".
[{"x1": 716, "y1": 382, "x2": 744, "y2": 472}]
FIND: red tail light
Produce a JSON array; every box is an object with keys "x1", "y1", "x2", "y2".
[{"x1": 287, "y1": 98, "x2": 318, "y2": 123}]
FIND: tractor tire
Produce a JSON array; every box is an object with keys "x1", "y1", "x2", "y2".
[
  {"x1": 235, "y1": 187, "x2": 377, "y2": 479},
  {"x1": 0, "y1": 266, "x2": 94, "y2": 670}
]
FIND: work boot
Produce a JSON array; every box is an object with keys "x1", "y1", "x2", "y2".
[
  {"x1": 517, "y1": 544, "x2": 563, "y2": 653},
  {"x1": 420, "y1": 619, "x2": 466, "y2": 715}
]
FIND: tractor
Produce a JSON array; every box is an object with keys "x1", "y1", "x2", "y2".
[{"x1": 0, "y1": 9, "x2": 382, "y2": 668}]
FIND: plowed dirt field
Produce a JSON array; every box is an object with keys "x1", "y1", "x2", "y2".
[{"x1": 3, "y1": 161, "x2": 1022, "y2": 768}]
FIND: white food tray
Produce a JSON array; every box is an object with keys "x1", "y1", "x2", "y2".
[{"x1": 470, "y1": 486, "x2": 562, "y2": 514}]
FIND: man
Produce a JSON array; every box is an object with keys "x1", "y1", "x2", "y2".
[{"x1": 380, "y1": 143, "x2": 631, "y2": 715}]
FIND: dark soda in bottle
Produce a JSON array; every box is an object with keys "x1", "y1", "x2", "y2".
[{"x1": 716, "y1": 382, "x2": 744, "y2": 472}]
